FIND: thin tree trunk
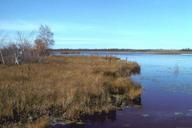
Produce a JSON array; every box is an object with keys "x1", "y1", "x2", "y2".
[
  {"x1": 0, "y1": 50, "x2": 5, "y2": 64},
  {"x1": 14, "y1": 53, "x2": 19, "y2": 65}
]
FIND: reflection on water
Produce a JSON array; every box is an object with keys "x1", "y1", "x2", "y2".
[
  {"x1": 53, "y1": 52, "x2": 192, "y2": 128},
  {"x1": 173, "y1": 64, "x2": 179, "y2": 77}
]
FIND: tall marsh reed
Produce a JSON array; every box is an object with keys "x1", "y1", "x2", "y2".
[{"x1": 0, "y1": 56, "x2": 141, "y2": 127}]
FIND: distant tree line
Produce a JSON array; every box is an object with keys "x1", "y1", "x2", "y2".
[
  {"x1": 52, "y1": 48, "x2": 152, "y2": 52},
  {"x1": 53, "y1": 48, "x2": 192, "y2": 52},
  {"x1": 0, "y1": 25, "x2": 54, "y2": 65},
  {"x1": 180, "y1": 48, "x2": 192, "y2": 51}
]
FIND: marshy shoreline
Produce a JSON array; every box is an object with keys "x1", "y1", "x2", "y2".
[{"x1": 0, "y1": 56, "x2": 141, "y2": 128}]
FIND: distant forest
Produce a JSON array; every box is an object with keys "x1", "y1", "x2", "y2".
[{"x1": 52, "y1": 48, "x2": 192, "y2": 52}]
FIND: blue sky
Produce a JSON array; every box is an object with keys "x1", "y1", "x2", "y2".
[{"x1": 0, "y1": 0, "x2": 192, "y2": 49}]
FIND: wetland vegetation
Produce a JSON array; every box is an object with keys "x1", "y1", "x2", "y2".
[{"x1": 0, "y1": 56, "x2": 141, "y2": 128}]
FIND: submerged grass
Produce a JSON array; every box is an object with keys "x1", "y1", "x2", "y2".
[{"x1": 0, "y1": 56, "x2": 141, "y2": 127}]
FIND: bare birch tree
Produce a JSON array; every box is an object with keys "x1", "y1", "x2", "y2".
[
  {"x1": 0, "y1": 32, "x2": 6, "y2": 64},
  {"x1": 35, "y1": 25, "x2": 54, "y2": 62},
  {"x1": 0, "y1": 25, "x2": 54, "y2": 65},
  {"x1": 35, "y1": 25, "x2": 54, "y2": 55}
]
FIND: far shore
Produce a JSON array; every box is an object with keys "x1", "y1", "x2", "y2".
[{"x1": 51, "y1": 49, "x2": 192, "y2": 55}]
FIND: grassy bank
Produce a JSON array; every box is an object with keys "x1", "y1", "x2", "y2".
[{"x1": 0, "y1": 56, "x2": 141, "y2": 127}]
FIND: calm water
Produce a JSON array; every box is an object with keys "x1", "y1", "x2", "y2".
[{"x1": 53, "y1": 52, "x2": 192, "y2": 128}]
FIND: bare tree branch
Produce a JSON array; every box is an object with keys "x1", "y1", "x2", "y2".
[{"x1": 35, "y1": 25, "x2": 55, "y2": 61}]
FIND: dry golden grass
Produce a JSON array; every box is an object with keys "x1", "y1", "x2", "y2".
[{"x1": 0, "y1": 56, "x2": 141, "y2": 127}]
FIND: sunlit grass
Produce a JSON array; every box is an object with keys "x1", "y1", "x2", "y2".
[{"x1": 0, "y1": 56, "x2": 141, "y2": 127}]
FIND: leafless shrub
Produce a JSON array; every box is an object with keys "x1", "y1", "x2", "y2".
[
  {"x1": 0, "y1": 25, "x2": 54, "y2": 65},
  {"x1": 16, "y1": 31, "x2": 39, "y2": 63},
  {"x1": 34, "y1": 25, "x2": 55, "y2": 62},
  {"x1": 0, "y1": 32, "x2": 37, "y2": 65}
]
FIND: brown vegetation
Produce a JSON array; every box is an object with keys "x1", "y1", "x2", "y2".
[{"x1": 0, "y1": 56, "x2": 141, "y2": 127}]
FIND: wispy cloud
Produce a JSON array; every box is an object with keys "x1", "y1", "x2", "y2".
[
  {"x1": 0, "y1": 20, "x2": 97, "y2": 32},
  {"x1": 0, "y1": 19, "x2": 150, "y2": 39},
  {"x1": 0, "y1": 20, "x2": 40, "y2": 31},
  {"x1": 0, "y1": 19, "x2": 153, "y2": 49}
]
